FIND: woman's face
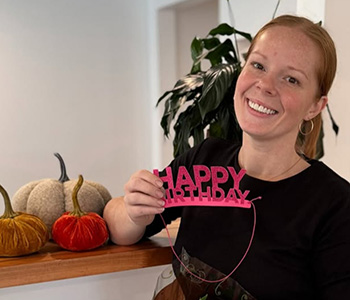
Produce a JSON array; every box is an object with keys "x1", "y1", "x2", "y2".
[{"x1": 234, "y1": 25, "x2": 327, "y2": 144}]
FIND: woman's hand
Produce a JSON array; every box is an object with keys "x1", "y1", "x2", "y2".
[
  {"x1": 103, "y1": 169, "x2": 165, "y2": 245},
  {"x1": 124, "y1": 169, "x2": 165, "y2": 227}
]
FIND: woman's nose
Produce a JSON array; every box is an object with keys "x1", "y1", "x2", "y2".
[{"x1": 256, "y1": 74, "x2": 277, "y2": 96}]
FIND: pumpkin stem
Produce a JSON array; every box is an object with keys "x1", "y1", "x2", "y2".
[
  {"x1": 71, "y1": 175, "x2": 86, "y2": 217},
  {"x1": 0, "y1": 184, "x2": 19, "y2": 219},
  {"x1": 54, "y1": 152, "x2": 70, "y2": 183}
]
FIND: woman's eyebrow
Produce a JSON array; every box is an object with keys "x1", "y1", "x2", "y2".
[
  {"x1": 251, "y1": 50, "x2": 309, "y2": 80},
  {"x1": 286, "y1": 65, "x2": 309, "y2": 80},
  {"x1": 250, "y1": 51, "x2": 267, "y2": 59}
]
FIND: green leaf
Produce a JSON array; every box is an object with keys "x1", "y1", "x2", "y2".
[
  {"x1": 193, "y1": 126, "x2": 205, "y2": 146},
  {"x1": 198, "y1": 64, "x2": 240, "y2": 120},
  {"x1": 157, "y1": 73, "x2": 204, "y2": 136},
  {"x1": 156, "y1": 73, "x2": 203, "y2": 110},
  {"x1": 204, "y1": 39, "x2": 238, "y2": 65},
  {"x1": 157, "y1": 90, "x2": 173, "y2": 104},
  {"x1": 326, "y1": 104, "x2": 339, "y2": 135},
  {"x1": 208, "y1": 120, "x2": 223, "y2": 138},
  {"x1": 210, "y1": 108, "x2": 229, "y2": 139},
  {"x1": 208, "y1": 23, "x2": 235, "y2": 36},
  {"x1": 208, "y1": 23, "x2": 252, "y2": 42},
  {"x1": 159, "y1": 89, "x2": 201, "y2": 137},
  {"x1": 166, "y1": 73, "x2": 204, "y2": 95},
  {"x1": 202, "y1": 37, "x2": 221, "y2": 50},
  {"x1": 191, "y1": 37, "x2": 204, "y2": 61},
  {"x1": 190, "y1": 37, "x2": 204, "y2": 73},
  {"x1": 173, "y1": 111, "x2": 192, "y2": 157},
  {"x1": 173, "y1": 105, "x2": 203, "y2": 157},
  {"x1": 191, "y1": 38, "x2": 238, "y2": 69}
]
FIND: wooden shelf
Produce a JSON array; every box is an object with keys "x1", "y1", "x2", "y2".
[{"x1": 0, "y1": 220, "x2": 179, "y2": 288}]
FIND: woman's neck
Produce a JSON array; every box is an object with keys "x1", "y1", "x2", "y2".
[{"x1": 238, "y1": 137, "x2": 309, "y2": 181}]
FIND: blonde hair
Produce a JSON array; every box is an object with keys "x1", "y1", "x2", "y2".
[{"x1": 246, "y1": 15, "x2": 337, "y2": 158}]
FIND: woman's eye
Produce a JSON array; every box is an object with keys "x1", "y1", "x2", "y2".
[
  {"x1": 286, "y1": 76, "x2": 299, "y2": 85},
  {"x1": 252, "y1": 62, "x2": 264, "y2": 70}
]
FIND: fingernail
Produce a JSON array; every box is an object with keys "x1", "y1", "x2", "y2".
[
  {"x1": 158, "y1": 200, "x2": 165, "y2": 206},
  {"x1": 155, "y1": 179, "x2": 163, "y2": 187},
  {"x1": 156, "y1": 190, "x2": 164, "y2": 198}
]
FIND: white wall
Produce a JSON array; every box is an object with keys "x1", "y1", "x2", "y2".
[
  {"x1": 297, "y1": 0, "x2": 325, "y2": 22},
  {"x1": 0, "y1": 0, "x2": 159, "y2": 299},
  {"x1": 219, "y1": 0, "x2": 297, "y2": 35},
  {"x1": 322, "y1": 0, "x2": 350, "y2": 180},
  {"x1": 0, "y1": 0, "x2": 152, "y2": 210},
  {"x1": 295, "y1": 0, "x2": 350, "y2": 181}
]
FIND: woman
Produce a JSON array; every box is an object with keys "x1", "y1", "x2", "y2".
[{"x1": 104, "y1": 15, "x2": 350, "y2": 299}]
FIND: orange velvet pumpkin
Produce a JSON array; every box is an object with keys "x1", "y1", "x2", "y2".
[{"x1": 0, "y1": 184, "x2": 49, "y2": 257}]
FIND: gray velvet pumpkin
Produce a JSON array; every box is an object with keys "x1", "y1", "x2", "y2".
[{"x1": 12, "y1": 153, "x2": 112, "y2": 234}]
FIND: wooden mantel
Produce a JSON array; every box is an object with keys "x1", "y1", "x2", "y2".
[{"x1": 0, "y1": 220, "x2": 179, "y2": 289}]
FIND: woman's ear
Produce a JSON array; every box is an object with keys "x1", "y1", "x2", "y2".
[{"x1": 305, "y1": 95, "x2": 328, "y2": 120}]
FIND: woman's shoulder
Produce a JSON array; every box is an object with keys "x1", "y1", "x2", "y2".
[
  {"x1": 309, "y1": 159, "x2": 349, "y2": 189},
  {"x1": 305, "y1": 160, "x2": 350, "y2": 206}
]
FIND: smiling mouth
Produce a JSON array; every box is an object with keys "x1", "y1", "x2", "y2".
[{"x1": 248, "y1": 99, "x2": 277, "y2": 115}]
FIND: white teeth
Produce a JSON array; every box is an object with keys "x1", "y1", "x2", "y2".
[{"x1": 248, "y1": 100, "x2": 277, "y2": 115}]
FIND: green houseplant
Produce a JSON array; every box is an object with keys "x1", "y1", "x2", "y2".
[
  {"x1": 157, "y1": 23, "x2": 251, "y2": 158},
  {"x1": 157, "y1": 10, "x2": 338, "y2": 159}
]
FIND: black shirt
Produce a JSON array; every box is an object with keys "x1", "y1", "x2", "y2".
[{"x1": 145, "y1": 137, "x2": 350, "y2": 299}]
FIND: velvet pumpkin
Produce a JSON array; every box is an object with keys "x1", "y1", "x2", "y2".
[
  {"x1": 0, "y1": 184, "x2": 49, "y2": 257},
  {"x1": 12, "y1": 153, "x2": 112, "y2": 234},
  {"x1": 52, "y1": 175, "x2": 109, "y2": 251}
]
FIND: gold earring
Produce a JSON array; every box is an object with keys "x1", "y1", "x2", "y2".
[{"x1": 299, "y1": 119, "x2": 314, "y2": 136}]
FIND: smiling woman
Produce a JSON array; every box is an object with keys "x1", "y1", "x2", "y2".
[
  {"x1": 235, "y1": 25, "x2": 328, "y2": 173},
  {"x1": 104, "y1": 14, "x2": 350, "y2": 300},
  {"x1": 239, "y1": 15, "x2": 337, "y2": 160}
]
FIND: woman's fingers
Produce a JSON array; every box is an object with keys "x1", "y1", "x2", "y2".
[
  {"x1": 125, "y1": 191, "x2": 164, "y2": 209},
  {"x1": 125, "y1": 170, "x2": 164, "y2": 197},
  {"x1": 123, "y1": 169, "x2": 166, "y2": 225}
]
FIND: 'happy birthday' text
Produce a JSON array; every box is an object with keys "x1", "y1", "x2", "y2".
[{"x1": 153, "y1": 165, "x2": 251, "y2": 208}]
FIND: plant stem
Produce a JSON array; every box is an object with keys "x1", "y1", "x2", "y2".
[
  {"x1": 71, "y1": 175, "x2": 86, "y2": 217},
  {"x1": 54, "y1": 152, "x2": 70, "y2": 183},
  {"x1": 0, "y1": 184, "x2": 18, "y2": 219}
]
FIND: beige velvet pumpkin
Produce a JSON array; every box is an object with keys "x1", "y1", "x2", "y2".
[
  {"x1": 12, "y1": 153, "x2": 112, "y2": 234},
  {"x1": 0, "y1": 184, "x2": 49, "y2": 257}
]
